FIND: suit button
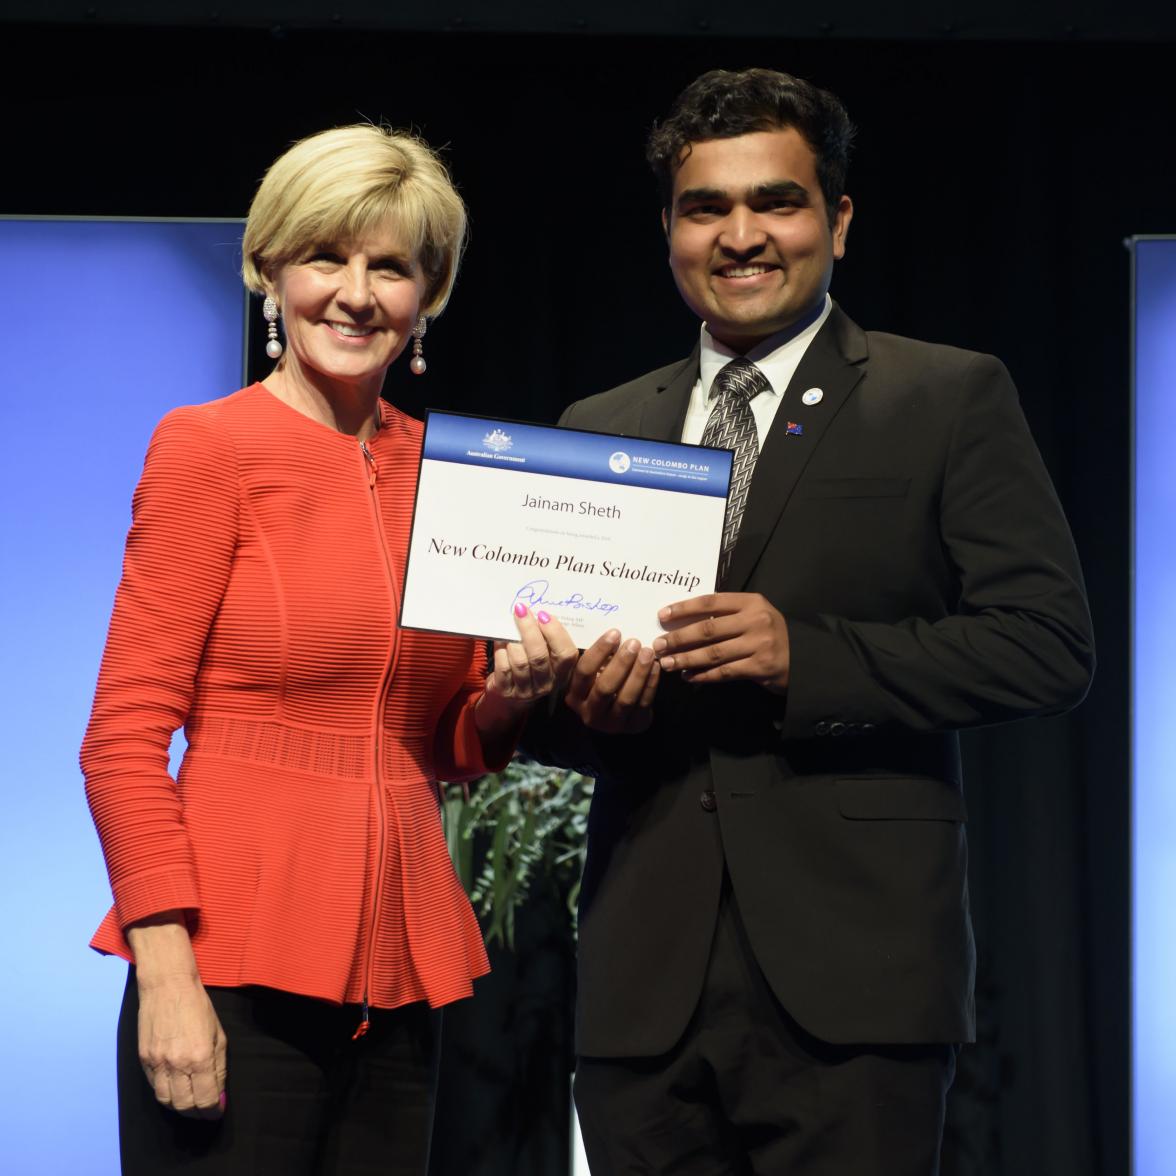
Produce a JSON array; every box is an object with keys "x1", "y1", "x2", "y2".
[
  {"x1": 830, "y1": 721, "x2": 847, "y2": 737},
  {"x1": 700, "y1": 790, "x2": 717, "y2": 812},
  {"x1": 815, "y1": 721, "x2": 831, "y2": 736}
]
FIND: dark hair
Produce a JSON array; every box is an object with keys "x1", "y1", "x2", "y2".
[{"x1": 647, "y1": 68, "x2": 856, "y2": 224}]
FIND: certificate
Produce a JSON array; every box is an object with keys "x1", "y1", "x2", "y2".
[{"x1": 399, "y1": 412, "x2": 733, "y2": 646}]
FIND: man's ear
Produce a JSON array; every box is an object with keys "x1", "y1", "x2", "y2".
[
  {"x1": 661, "y1": 208, "x2": 670, "y2": 244},
  {"x1": 831, "y1": 195, "x2": 853, "y2": 261}
]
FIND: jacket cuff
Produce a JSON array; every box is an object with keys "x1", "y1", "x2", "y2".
[
  {"x1": 777, "y1": 616, "x2": 887, "y2": 741},
  {"x1": 437, "y1": 692, "x2": 518, "y2": 781},
  {"x1": 113, "y1": 867, "x2": 201, "y2": 933}
]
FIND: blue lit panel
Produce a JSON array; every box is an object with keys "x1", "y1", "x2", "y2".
[
  {"x1": 0, "y1": 219, "x2": 245, "y2": 1173},
  {"x1": 1133, "y1": 236, "x2": 1176, "y2": 1176}
]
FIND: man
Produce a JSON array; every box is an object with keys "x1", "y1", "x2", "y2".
[{"x1": 525, "y1": 67, "x2": 1094, "y2": 1174}]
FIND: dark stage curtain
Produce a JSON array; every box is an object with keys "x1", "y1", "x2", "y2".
[{"x1": 7, "y1": 23, "x2": 1154, "y2": 1175}]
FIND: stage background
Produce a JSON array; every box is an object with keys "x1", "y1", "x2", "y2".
[
  {"x1": 1131, "y1": 236, "x2": 1176, "y2": 1176},
  {"x1": 2, "y1": 11, "x2": 1170, "y2": 1175},
  {"x1": 0, "y1": 218, "x2": 247, "y2": 1175}
]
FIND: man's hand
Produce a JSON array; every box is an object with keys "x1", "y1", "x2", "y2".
[
  {"x1": 653, "y1": 593, "x2": 790, "y2": 693},
  {"x1": 564, "y1": 629, "x2": 660, "y2": 734}
]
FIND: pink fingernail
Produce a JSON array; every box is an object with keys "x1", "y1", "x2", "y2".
[
  {"x1": 218, "y1": 1091, "x2": 227, "y2": 1111},
  {"x1": 536, "y1": 610, "x2": 551, "y2": 624},
  {"x1": 513, "y1": 602, "x2": 528, "y2": 618}
]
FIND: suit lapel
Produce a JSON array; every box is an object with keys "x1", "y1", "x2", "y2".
[
  {"x1": 725, "y1": 307, "x2": 869, "y2": 591},
  {"x1": 637, "y1": 346, "x2": 699, "y2": 441}
]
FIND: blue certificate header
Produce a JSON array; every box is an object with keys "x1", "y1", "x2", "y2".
[{"x1": 422, "y1": 411, "x2": 732, "y2": 497}]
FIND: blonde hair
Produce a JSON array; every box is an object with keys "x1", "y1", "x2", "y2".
[{"x1": 241, "y1": 124, "x2": 468, "y2": 318}]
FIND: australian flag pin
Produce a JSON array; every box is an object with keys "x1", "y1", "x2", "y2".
[{"x1": 785, "y1": 421, "x2": 804, "y2": 436}]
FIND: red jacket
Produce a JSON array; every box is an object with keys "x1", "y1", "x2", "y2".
[{"x1": 82, "y1": 385, "x2": 497, "y2": 1009}]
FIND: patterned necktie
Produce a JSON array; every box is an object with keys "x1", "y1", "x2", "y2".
[{"x1": 701, "y1": 357, "x2": 769, "y2": 584}]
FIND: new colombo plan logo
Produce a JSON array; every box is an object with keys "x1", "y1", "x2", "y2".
[
  {"x1": 482, "y1": 428, "x2": 513, "y2": 452},
  {"x1": 608, "y1": 451, "x2": 631, "y2": 474}
]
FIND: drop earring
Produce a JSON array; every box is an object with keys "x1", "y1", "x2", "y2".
[
  {"x1": 263, "y1": 296, "x2": 283, "y2": 360},
  {"x1": 410, "y1": 317, "x2": 427, "y2": 375}
]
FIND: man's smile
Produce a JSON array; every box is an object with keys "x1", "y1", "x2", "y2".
[{"x1": 714, "y1": 262, "x2": 781, "y2": 279}]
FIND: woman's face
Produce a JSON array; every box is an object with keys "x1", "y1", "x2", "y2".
[{"x1": 269, "y1": 223, "x2": 428, "y2": 393}]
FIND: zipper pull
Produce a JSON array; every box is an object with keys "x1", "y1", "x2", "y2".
[
  {"x1": 361, "y1": 441, "x2": 377, "y2": 488},
  {"x1": 352, "y1": 996, "x2": 371, "y2": 1041}
]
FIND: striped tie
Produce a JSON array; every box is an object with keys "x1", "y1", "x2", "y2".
[{"x1": 702, "y1": 357, "x2": 769, "y2": 584}]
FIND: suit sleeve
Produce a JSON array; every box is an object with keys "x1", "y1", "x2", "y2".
[
  {"x1": 780, "y1": 353, "x2": 1094, "y2": 738},
  {"x1": 80, "y1": 407, "x2": 239, "y2": 930}
]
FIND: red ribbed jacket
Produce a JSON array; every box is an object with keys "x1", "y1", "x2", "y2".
[{"x1": 82, "y1": 384, "x2": 496, "y2": 1009}]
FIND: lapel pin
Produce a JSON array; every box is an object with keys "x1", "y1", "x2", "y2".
[
  {"x1": 785, "y1": 421, "x2": 804, "y2": 436},
  {"x1": 802, "y1": 387, "x2": 824, "y2": 406}
]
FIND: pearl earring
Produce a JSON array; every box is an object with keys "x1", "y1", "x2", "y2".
[
  {"x1": 410, "y1": 317, "x2": 427, "y2": 375},
  {"x1": 263, "y1": 296, "x2": 283, "y2": 360}
]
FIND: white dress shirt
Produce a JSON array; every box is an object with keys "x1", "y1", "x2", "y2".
[{"x1": 680, "y1": 295, "x2": 833, "y2": 448}]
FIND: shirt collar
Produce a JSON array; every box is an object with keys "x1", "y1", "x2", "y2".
[{"x1": 699, "y1": 294, "x2": 833, "y2": 401}]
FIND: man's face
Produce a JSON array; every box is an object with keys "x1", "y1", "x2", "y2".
[{"x1": 665, "y1": 128, "x2": 852, "y2": 352}]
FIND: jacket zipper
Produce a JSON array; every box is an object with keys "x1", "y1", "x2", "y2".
[{"x1": 352, "y1": 438, "x2": 401, "y2": 1040}]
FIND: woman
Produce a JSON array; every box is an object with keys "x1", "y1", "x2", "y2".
[{"x1": 81, "y1": 124, "x2": 576, "y2": 1175}]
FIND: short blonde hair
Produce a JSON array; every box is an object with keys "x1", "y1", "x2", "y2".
[{"x1": 242, "y1": 124, "x2": 468, "y2": 318}]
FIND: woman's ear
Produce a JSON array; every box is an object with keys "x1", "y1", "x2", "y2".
[{"x1": 256, "y1": 257, "x2": 279, "y2": 301}]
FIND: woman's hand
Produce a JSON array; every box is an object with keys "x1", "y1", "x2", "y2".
[
  {"x1": 476, "y1": 605, "x2": 579, "y2": 737},
  {"x1": 126, "y1": 914, "x2": 228, "y2": 1120}
]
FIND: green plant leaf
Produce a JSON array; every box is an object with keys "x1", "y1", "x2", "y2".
[{"x1": 440, "y1": 760, "x2": 594, "y2": 949}]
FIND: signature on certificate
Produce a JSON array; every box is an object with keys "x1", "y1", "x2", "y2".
[{"x1": 514, "y1": 579, "x2": 620, "y2": 616}]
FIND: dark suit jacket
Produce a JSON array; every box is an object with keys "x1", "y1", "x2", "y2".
[{"x1": 523, "y1": 305, "x2": 1094, "y2": 1057}]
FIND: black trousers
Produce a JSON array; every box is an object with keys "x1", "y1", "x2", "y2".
[
  {"x1": 574, "y1": 877, "x2": 957, "y2": 1176},
  {"x1": 117, "y1": 969, "x2": 441, "y2": 1176}
]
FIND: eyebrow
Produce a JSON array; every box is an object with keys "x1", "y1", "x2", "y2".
[
  {"x1": 752, "y1": 180, "x2": 810, "y2": 202},
  {"x1": 676, "y1": 186, "x2": 726, "y2": 209},
  {"x1": 675, "y1": 179, "x2": 811, "y2": 211},
  {"x1": 369, "y1": 252, "x2": 415, "y2": 267}
]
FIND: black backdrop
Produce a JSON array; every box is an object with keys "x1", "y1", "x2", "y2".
[{"x1": 7, "y1": 19, "x2": 1163, "y2": 1175}]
